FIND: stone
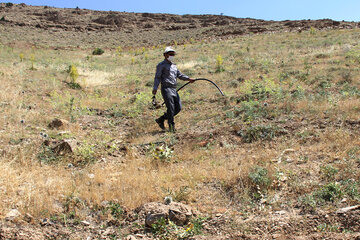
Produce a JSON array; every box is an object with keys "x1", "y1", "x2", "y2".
[
  {"x1": 51, "y1": 140, "x2": 77, "y2": 155},
  {"x1": 5, "y1": 209, "x2": 22, "y2": 221},
  {"x1": 48, "y1": 118, "x2": 69, "y2": 129},
  {"x1": 140, "y1": 202, "x2": 194, "y2": 227}
]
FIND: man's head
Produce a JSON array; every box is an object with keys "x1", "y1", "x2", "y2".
[{"x1": 164, "y1": 46, "x2": 176, "y2": 61}]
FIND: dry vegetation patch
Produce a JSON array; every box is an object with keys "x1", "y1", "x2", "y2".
[{"x1": 0, "y1": 26, "x2": 359, "y2": 239}]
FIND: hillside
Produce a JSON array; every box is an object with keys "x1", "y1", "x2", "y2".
[
  {"x1": 0, "y1": 3, "x2": 360, "y2": 48},
  {"x1": 0, "y1": 3, "x2": 360, "y2": 240}
]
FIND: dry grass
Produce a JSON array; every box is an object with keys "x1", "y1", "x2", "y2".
[{"x1": 0, "y1": 28, "x2": 359, "y2": 225}]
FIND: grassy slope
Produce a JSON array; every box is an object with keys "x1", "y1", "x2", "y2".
[{"x1": 0, "y1": 28, "x2": 359, "y2": 237}]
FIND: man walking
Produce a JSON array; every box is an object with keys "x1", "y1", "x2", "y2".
[{"x1": 152, "y1": 46, "x2": 194, "y2": 132}]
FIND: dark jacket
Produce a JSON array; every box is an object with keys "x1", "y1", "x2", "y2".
[{"x1": 153, "y1": 60, "x2": 189, "y2": 90}]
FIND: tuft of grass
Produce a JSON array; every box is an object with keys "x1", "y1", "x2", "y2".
[{"x1": 92, "y1": 48, "x2": 104, "y2": 55}]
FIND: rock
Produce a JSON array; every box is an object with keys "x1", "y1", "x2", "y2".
[
  {"x1": 51, "y1": 140, "x2": 77, "y2": 155},
  {"x1": 5, "y1": 209, "x2": 22, "y2": 221},
  {"x1": 48, "y1": 118, "x2": 69, "y2": 129},
  {"x1": 24, "y1": 213, "x2": 34, "y2": 223},
  {"x1": 146, "y1": 212, "x2": 168, "y2": 227},
  {"x1": 140, "y1": 202, "x2": 194, "y2": 227}
]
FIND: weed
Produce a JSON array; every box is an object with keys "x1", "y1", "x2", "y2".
[
  {"x1": 116, "y1": 46, "x2": 123, "y2": 56},
  {"x1": 68, "y1": 65, "x2": 81, "y2": 89},
  {"x1": 298, "y1": 194, "x2": 317, "y2": 213},
  {"x1": 75, "y1": 141, "x2": 96, "y2": 164},
  {"x1": 151, "y1": 144, "x2": 173, "y2": 163},
  {"x1": 216, "y1": 55, "x2": 225, "y2": 73},
  {"x1": 107, "y1": 201, "x2": 124, "y2": 219},
  {"x1": 19, "y1": 53, "x2": 24, "y2": 62},
  {"x1": 320, "y1": 165, "x2": 339, "y2": 181},
  {"x1": 151, "y1": 217, "x2": 205, "y2": 240},
  {"x1": 314, "y1": 182, "x2": 343, "y2": 203},
  {"x1": 341, "y1": 179, "x2": 360, "y2": 200},
  {"x1": 162, "y1": 186, "x2": 191, "y2": 203},
  {"x1": 37, "y1": 145, "x2": 61, "y2": 164},
  {"x1": 92, "y1": 48, "x2": 104, "y2": 55},
  {"x1": 238, "y1": 100, "x2": 269, "y2": 122},
  {"x1": 309, "y1": 27, "x2": 316, "y2": 35},
  {"x1": 68, "y1": 97, "x2": 75, "y2": 122},
  {"x1": 248, "y1": 166, "x2": 272, "y2": 200},
  {"x1": 317, "y1": 223, "x2": 340, "y2": 233},
  {"x1": 248, "y1": 166, "x2": 271, "y2": 189},
  {"x1": 238, "y1": 125, "x2": 284, "y2": 143},
  {"x1": 30, "y1": 54, "x2": 36, "y2": 70}
]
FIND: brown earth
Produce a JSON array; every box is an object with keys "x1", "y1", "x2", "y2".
[{"x1": 0, "y1": 3, "x2": 359, "y2": 48}]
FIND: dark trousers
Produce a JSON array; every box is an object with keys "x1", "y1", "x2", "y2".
[{"x1": 160, "y1": 87, "x2": 182, "y2": 126}]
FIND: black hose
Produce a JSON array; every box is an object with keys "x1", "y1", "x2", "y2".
[
  {"x1": 177, "y1": 78, "x2": 225, "y2": 96},
  {"x1": 160, "y1": 78, "x2": 224, "y2": 106}
]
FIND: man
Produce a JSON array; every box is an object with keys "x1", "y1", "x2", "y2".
[{"x1": 152, "y1": 46, "x2": 195, "y2": 132}]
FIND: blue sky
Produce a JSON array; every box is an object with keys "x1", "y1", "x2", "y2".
[{"x1": 9, "y1": 0, "x2": 360, "y2": 21}]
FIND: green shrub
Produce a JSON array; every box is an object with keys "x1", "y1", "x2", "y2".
[
  {"x1": 107, "y1": 202, "x2": 124, "y2": 219},
  {"x1": 151, "y1": 217, "x2": 206, "y2": 240},
  {"x1": 237, "y1": 125, "x2": 285, "y2": 143},
  {"x1": 314, "y1": 182, "x2": 342, "y2": 203},
  {"x1": 249, "y1": 166, "x2": 271, "y2": 189},
  {"x1": 248, "y1": 166, "x2": 272, "y2": 201},
  {"x1": 92, "y1": 48, "x2": 104, "y2": 55}
]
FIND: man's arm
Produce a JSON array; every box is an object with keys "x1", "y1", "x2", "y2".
[
  {"x1": 153, "y1": 64, "x2": 162, "y2": 95},
  {"x1": 177, "y1": 69, "x2": 195, "y2": 83}
]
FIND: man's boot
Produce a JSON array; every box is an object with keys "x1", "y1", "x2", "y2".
[
  {"x1": 169, "y1": 124, "x2": 176, "y2": 133},
  {"x1": 155, "y1": 117, "x2": 165, "y2": 130}
]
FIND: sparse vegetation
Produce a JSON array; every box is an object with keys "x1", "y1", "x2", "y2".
[{"x1": 0, "y1": 8, "x2": 359, "y2": 238}]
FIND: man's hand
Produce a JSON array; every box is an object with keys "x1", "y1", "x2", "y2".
[
  {"x1": 152, "y1": 89, "x2": 157, "y2": 95},
  {"x1": 189, "y1": 78, "x2": 195, "y2": 83}
]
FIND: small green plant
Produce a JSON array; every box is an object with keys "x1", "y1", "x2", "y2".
[
  {"x1": 151, "y1": 217, "x2": 205, "y2": 240},
  {"x1": 30, "y1": 54, "x2": 36, "y2": 70},
  {"x1": 107, "y1": 201, "x2": 124, "y2": 219},
  {"x1": 75, "y1": 141, "x2": 96, "y2": 163},
  {"x1": 249, "y1": 166, "x2": 271, "y2": 189},
  {"x1": 19, "y1": 53, "x2": 24, "y2": 62},
  {"x1": 317, "y1": 223, "x2": 340, "y2": 233},
  {"x1": 116, "y1": 46, "x2": 123, "y2": 56},
  {"x1": 320, "y1": 165, "x2": 339, "y2": 181},
  {"x1": 298, "y1": 194, "x2": 317, "y2": 213},
  {"x1": 151, "y1": 144, "x2": 173, "y2": 162},
  {"x1": 37, "y1": 145, "x2": 61, "y2": 164},
  {"x1": 310, "y1": 27, "x2": 316, "y2": 35},
  {"x1": 68, "y1": 97, "x2": 75, "y2": 122},
  {"x1": 215, "y1": 55, "x2": 225, "y2": 73},
  {"x1": 248, "y1": 166, "x2": 271, "y2": 200},
  {"x1": 92, "y1": 48, "x2": 104, "y2": 55},
  {"x1": 68, "y1": 65, "x2": 81, "y2": 89},
  {"x1": 162, "y1": 186, "x2": 191, "y2": 203},
  {"x1": 314, "y1": 182, "x2": 342, "y2": 203}
]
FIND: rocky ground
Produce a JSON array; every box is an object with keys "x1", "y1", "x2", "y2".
[{"x1": 0, "y1": 3, "x2": 359, "y2": 48}]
